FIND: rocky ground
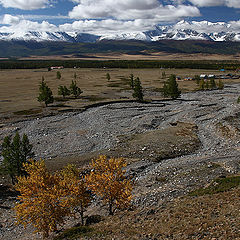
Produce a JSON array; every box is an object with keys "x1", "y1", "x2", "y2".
[{"x1": 0, "y1": 84, "x2": 240, "y2": 239}]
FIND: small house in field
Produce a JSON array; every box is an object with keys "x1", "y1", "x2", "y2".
[
  {"x1": 208, "y1": 74, "x2": 215, "y2": 79},
  {"x1": 200, "y1": 74, "x2": 207, "y2": 79},
  {"x1": 51, "y1": 66, "x2": 64, "y2": 70}
]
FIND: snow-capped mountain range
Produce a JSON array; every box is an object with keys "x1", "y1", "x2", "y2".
[{"x1": 0, "y1": 20, "x2": 240, "y2": 42}]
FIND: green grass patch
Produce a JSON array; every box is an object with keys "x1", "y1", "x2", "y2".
[
  {"x1": 13, "y1": 109, "x2": 42, "y2": 116},
  {"x1": 189, "y1": 175, "x2": 240, "y2": 197},
  {"x1": 54, "y1": 226, "x2": 94, "y2": 240}
]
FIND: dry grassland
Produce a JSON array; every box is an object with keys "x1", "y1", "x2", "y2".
[{"x1": 0, "y1": 68, "x2": 236, "y2": 120}]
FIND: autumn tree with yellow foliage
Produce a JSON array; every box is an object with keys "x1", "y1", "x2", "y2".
[
  {"x1": 58, "y1": 164, "x2": 91, "y2": 225},
  {"x1": 86, "y1": 155, "x2": 132, "y2": 215},
  {"x1": 15, "y1": 160, "x2": 91, "y2": 238},
  {"x1": 14, "y1": 159, "x2": 71, "y2": 238}
]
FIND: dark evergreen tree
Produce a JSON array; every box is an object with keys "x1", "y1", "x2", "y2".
[
  {"x1": 58, "y1": 85, "x2": 71, "y2": 98},
  {"x1": 205, "y1": 80, "x2": 209, "y2": 90},
  {"x1": 106, "y1": 73, "x2": 111, "y2": 81},
  {"x1": 74, "y1": 72, "x2": 77, "y2": 80},
  {"x1": 37, "y1": 77, "x2": 54, "y2": 107},
  {"x1": 70, "y1": 80, "x2": 83, "y2": 98},
  {"x1": 56, "y1": 71, "x2": 61, "y2": 80},
  {"x1": 209, "y1": 78, "x2": 216, "y2": 89},
  {"x1": 132, "y1": 77, "x2": 144, "y2": 102},
  {"x1": 162, "y1": 71, "x2": 166, "y2": 79},
  {"x1": 218, "y1": 79, "x2": 224, "y2": 90},
  {"x1": 199, "y1": 79, "x2": 205, "y2": 90},
  {"x1": 1, "y1": 132, "x2": 34, "y2": 184},
  {"x1": 194, "y1": 75, "x2": 201, "y2": 85},
  {"x1": 163, "y1": 74, "x2": 181, "y2": 99},
  {"x1": 129, "y1": 74, "x2": 134, "y2": 89}
]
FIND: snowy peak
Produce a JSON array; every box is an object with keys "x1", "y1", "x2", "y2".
[
  {"x1": 0, "y1": 21, "x2": 239, "y2": 42},
  {"x1": 0, "y1": 31, "x2": 75, "y2": 42}
]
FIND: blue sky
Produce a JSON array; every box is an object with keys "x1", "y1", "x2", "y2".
[{"x1": 0, "y1": 0, "x2": 239, "y2": 34}]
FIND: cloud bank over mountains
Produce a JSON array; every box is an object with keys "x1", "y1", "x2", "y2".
[{"x1": 0, "y1": 0, "x2": 240, "y2": 35}]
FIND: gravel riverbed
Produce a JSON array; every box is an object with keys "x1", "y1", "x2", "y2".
[{"x1": 1, "y1": 84, "x2": 240, "y2": 239}]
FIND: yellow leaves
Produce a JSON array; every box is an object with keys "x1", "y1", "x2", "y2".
[
  {"x1": 14, "y1": 155, "x2": 133, "y2": 237},
  {"x1": 86, "y1": 155, "x2": 132, "y2": 215},
  {"x1": 14, "y1": 160, "x2": 79, "y2": 238}
]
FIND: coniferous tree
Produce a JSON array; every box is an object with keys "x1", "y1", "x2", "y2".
[
  {"x1": 194, "y1": 75, "x2": 201, "y2": 85},
  {"x1": 56, "y1": 71, "x2": 61, "y2": 80},
  {"x1": 1, "y1": 132, "x2": 34, "y2": 184},
  {"x1": 37, "y1": 77, "x2": 54, "y2": 107},
  {"x1": 106, "y1": 73, "x2": 111, "y2": 81},
  {"x1": 205, "y1": 80, "x2": 209, "y2": 90},
  {"x1": 58, "y1": 85, "x2": 70, "y2": 99},
  {"x1": 199, "y1": 79, "x2": 205, "y2": 90},
  {"x1": 162, "y1": 71, "x2": 166, "y2": 79},
  {"x1": 163, "y1": 74, "x2": 181, "y2": 99},
  {"x1": 70, "y1": 80, "x2": 83, "y2": 98},
  {"x1": 129, "y1": 74, "x2": 134, "y2": 89},
  {"x1": 132, "y1": 77, "x2": 144, "y2": 102},
  {"x1": 74, "y1": 72, "x2": 77, "y2": 80},
  {"x1": 209, "y1": 79, "x2": 216, "y2": 89},
  {"x1": 218, "y1": 79, "x2": 224, "y2": 90}
]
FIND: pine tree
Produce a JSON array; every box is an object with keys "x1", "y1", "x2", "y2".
[
  {"x1": 129, "y1": 74, "x2": 134, "y2": 89},
  {"x1": 70, "y1": 80, "x2": 83, "y2": 98},
  {"x1": 209, "y1": 78, "x2": 216, "y2": 89},
  {"x1": 56, "y1": 71, "x2": 61, "y2": 80},
  {"x1": 205, "y1": 80, "x2": 209, "y2": 90},
  {"x1": 37, "y1": 77, "x2": 54, "y2": 107},
  {"x1": 218, "y1": 79, "x2": 224, "y2": 90},
  {"x1": 199, "y1": 79, "x2": 205, "y2": 90},
  {"x1": 58, "y1": 85, "x2": 70, "y2": 98},
  {"x1": 1, "y1": 132, "x2": 34, "y2": 184},
  {"x1": 162, "y1": 71, "x2": 166, "y2": 79},
  {"x1": 106, "y1": 73, "x2": 111, "y2": 81},
  {"x1": 132, "y1": 77, "x2": 144, "y2": 102},
  {"x1": 194, "y1": 75, "x2": 201, "y2": 85},
  {"x1": 163, "y1": 74, "x2": 181, "y2": 99}
]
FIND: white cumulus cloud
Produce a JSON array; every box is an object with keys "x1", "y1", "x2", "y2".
[
  {"x1": 69, "y1": 0, "x2": 200, "y2": 21},
  {"x1": 0, "y1": 0, "x2": 51, "y2": 10},
  {"x1": 0, "y1": 18, "x2": 58, "y2": 33},
  {"x1": 2, "y1": 14, "x2": 20, "y2": 25},
  {"x1": 188, "y1": 0, "x2": 240, "y2": 8}
]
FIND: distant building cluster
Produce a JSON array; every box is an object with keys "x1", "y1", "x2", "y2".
[{"x1": 176, "y1": 71, "x2": 240, "y2": 81}]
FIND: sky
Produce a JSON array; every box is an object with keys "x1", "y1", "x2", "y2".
[{"x1": 0, "y1": 0, "x2": 240, "y2": 35}]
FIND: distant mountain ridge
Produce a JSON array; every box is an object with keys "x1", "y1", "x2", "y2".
[{"x1": 0, "y1": 20, "x2": 240, "y2": 42}]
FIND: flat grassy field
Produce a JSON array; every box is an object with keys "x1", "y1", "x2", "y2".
[{"x1": 0, "y1": 68, "x2": 237, "y2": 119}]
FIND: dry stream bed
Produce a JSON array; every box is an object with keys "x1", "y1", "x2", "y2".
[{"x1": 1, "y1": 84, "x2": 240, "y2": 239}]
